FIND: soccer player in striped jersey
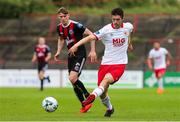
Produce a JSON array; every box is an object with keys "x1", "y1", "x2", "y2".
[
  {"x1": 54, "y1": 7, "x2": 97, "y2": 113},
  {"x1": 32, "y1": 37, "x2": 51, "y2": 91}
]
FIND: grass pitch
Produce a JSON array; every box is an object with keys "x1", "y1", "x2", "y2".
[{"x1": 0, "y1": 87, "x2": 180, "y2": 121}]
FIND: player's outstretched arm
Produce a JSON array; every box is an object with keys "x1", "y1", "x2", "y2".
[
  {"x1": 54, "y1": 37, "x2": 64, "y2": 61},
  {"x1": 45, "y1": 52, "x2": 51, "y2": 62},
  {"x1": 84, "y1": 28, "x2": 97, "y2": 62},
  {"x1": 68, "y1": 34, "x2": 97, "y2": 56}
]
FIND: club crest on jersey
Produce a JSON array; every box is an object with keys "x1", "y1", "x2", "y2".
[
  {"x1": 112, "y1": 38, "x2": 125, "y2": 47},
  {"x1": 69, "y1": 29, "x2": 74, "y2": 35},
  {"x1": 74, "y1": 63, "x2": 80, "y2": 71}
]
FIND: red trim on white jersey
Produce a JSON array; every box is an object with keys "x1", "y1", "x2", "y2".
[
  {"x1": 111, "y1": 23, "x2": 124, "y2": 29},
  {"x1": 93, "y1": 33, "x2": 99, "y2": 41}
]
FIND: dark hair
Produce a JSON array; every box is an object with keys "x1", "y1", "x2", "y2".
[
  {"x1": 57, "y1": 7, "x2": 68, "y2": 14},
  {"x1": 111, "y1": 8, "x2": 124, "y2": 19}
]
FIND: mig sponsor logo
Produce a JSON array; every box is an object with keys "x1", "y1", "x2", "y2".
[{"x1": 112, "y1": 38, "x2": 125, "y2": 47}]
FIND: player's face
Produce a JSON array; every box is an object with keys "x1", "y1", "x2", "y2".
[
  {"x1": 58, "y1": 13, "x2": 69, "y2": 26},
  {"x1": 153, "y1": 42, "x2": 160, "y2": 50},
  {"x1": 38, "y1": 37, "x2": 45, "y2": 45},
  {"x1": 111, "y1": 15, "x2": 123, "y2": 28}
]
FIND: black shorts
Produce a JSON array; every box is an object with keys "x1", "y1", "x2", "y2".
[
  {"x1": 38, "y1": 62, "x2": 48, "y2": 72},
  {"x1": 68, "y1": 56, "x2": 86, "y2": 76}
]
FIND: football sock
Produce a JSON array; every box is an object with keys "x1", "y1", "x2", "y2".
[
  {"x1": 101, "y1": 96, "x2": 113, "y2": 110},
  {"x1": 157, "y1": 78, "x2": 163, "y2": 89},
  {"x1": 73, "y1": 85, "x2": 85, "y2": 103},
  {"x1": 74, "y1": 80, "x2": 90, "y2": 98},
  {"x1": 92, "y1": 86, "x2": 104, "y2": 97},
  {"x1": 40, "y1": 79, "x2": 44, "y2": 91}
]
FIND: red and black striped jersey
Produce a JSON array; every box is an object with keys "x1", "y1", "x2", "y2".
[
  {"x1": 34, "y1": 44, "x2": 51, "y2": 63},
  {"x1": 57, "y1": 20, "x2": 86, "y2": 57}
]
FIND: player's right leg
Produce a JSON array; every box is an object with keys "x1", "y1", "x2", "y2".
[
  {"x1": 38, "y1": 70, "x2": 45, "y2": 91},
  {"x1": 42, "y1": 64, "x2": 51, "y2": 83},
  {"x1": 82, "y1": 73, "x2": 113, "y2": 107}
]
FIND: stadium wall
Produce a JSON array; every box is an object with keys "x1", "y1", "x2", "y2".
[{"x1": 0, "y1": 69, "x2": 143, "y2": 89}]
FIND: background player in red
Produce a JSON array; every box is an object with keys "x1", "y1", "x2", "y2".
[
  {"x1": 32, "y1": 37, "x2": 51, "y2": 91},
  {"x1": 54, "y1": 7, "x2": 97, "y2": 113},
  {"x1": 69, "y1": 8, "x2": 133, "y2": 117},
  {"x1": 147, "y1": 42, "x2": 171, "y2": 94}
]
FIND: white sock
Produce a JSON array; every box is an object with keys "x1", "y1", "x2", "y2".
[
  {"x1": 92, "y1": 86, "x2": 104, "y2": 97},
  {"x1": 157, "y1": 78, "x2": 163, "y2": 89},
  {"x1": 101, "y1": 96, "x2": 113, "y2": 110}
]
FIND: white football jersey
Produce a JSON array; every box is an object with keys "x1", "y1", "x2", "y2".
[
  {"x1": 94, "y1": 22, "x2": 133, "y2": 64},
  {"x1": 148, "y1": 47, "x2": 168, "y2": 69}
]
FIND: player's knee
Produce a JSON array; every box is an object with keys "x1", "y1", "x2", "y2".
[
  {"x1": 103, "y1": 75, "x2": 113, "y2": 84},
  {"x1": 38, "y1": 71, "x2": 44, "y2": 79},
  {"x1": 39, "y1": 75, "x2": 44, "y2": 80},
  {"x1": 68, "y1": 75, "x2": 78, "y2": 83},
  {"x1": 157, "y1": 73, "x2": 163, "y2": 79}
]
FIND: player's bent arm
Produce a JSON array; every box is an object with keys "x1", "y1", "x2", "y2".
[
  {"x1": 128, "y1": 33, "x2": 133, "y2": 51},
  {"x1": 84, "y1": 28, "x2": 97, "y2": 62},
  {"x1": 83, "y1": 28, "x2": 96, "y2": 52},
  {"x1": 147, "y1": 58, "x2": 153, "y2": 70},
  {"x1": 75, "y1": 34, "x2": 96, "y2": 48},
  {"x1": 54, "y1": 37, "x2": 64, "y2": 61},
  {"x1": 45, "y1": 52, "x2": 51, "y2": 62},
  {"x1": 166, "y1": 51, "x2": 172, "y2": 66},
  {"x1": 68, "y1": 34, "x2": 97, "y2": 55},
  {"x1": 31, "y1": 53, "x2": 37, "y2": 63},
  {"x1": 57, "y1": 36, "x2": 65, "y2": 53},
  {"x1": 83, "y1": 28, "x2": 92, "y2": 36}
]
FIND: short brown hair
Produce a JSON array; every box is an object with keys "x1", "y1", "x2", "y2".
[
  {"x1": 111, "y1": 8, "x2": 124, "y2": 19},
  {"x1": 57, "y1": 7, "x2": 68, "y2": 14}
]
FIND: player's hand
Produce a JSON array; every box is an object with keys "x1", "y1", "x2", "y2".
[
  {"x1": 31, "y1": 58, "x2": 36, "y2": 63},
  {"x1": 88, "y1": 51, "x2": 97, "y2": 63},
  {"x1": 54, "y1": 52, "x2": 60, "y2": 61},
  {"x1": 68, "y1": 46, "x2": 78, "y2": 57},
  {"x1": 166, "y1": 60, "x2": 170, "y2": 66},
  {"x1": 45, "y1": 58, "x2": 49, "y2": 62},
  {"x1": 128, "y1": 44, "x2": 133, "y2": 51},
  {"x1": 148, "y1": 66, "x2": 153, "y2": 71}
]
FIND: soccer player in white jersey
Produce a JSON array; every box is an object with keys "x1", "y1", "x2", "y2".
[
  {"x1": 69, "y1": 8, "x2": 133, "y2": 117},
  {"x1": 147, "y1": 42, "x2": 171, "y2": 94}
]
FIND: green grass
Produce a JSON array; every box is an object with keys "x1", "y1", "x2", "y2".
[{"x1": 0, "y1": 88, "x2": 180, "y2": 121}]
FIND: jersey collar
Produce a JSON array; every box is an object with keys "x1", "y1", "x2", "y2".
[
  {"x1": 61, "y1": 20, "x2": 71, "y2": 28},
  {"x1": 111, "y1": 23, "x2": 123, "y2": 29}
]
